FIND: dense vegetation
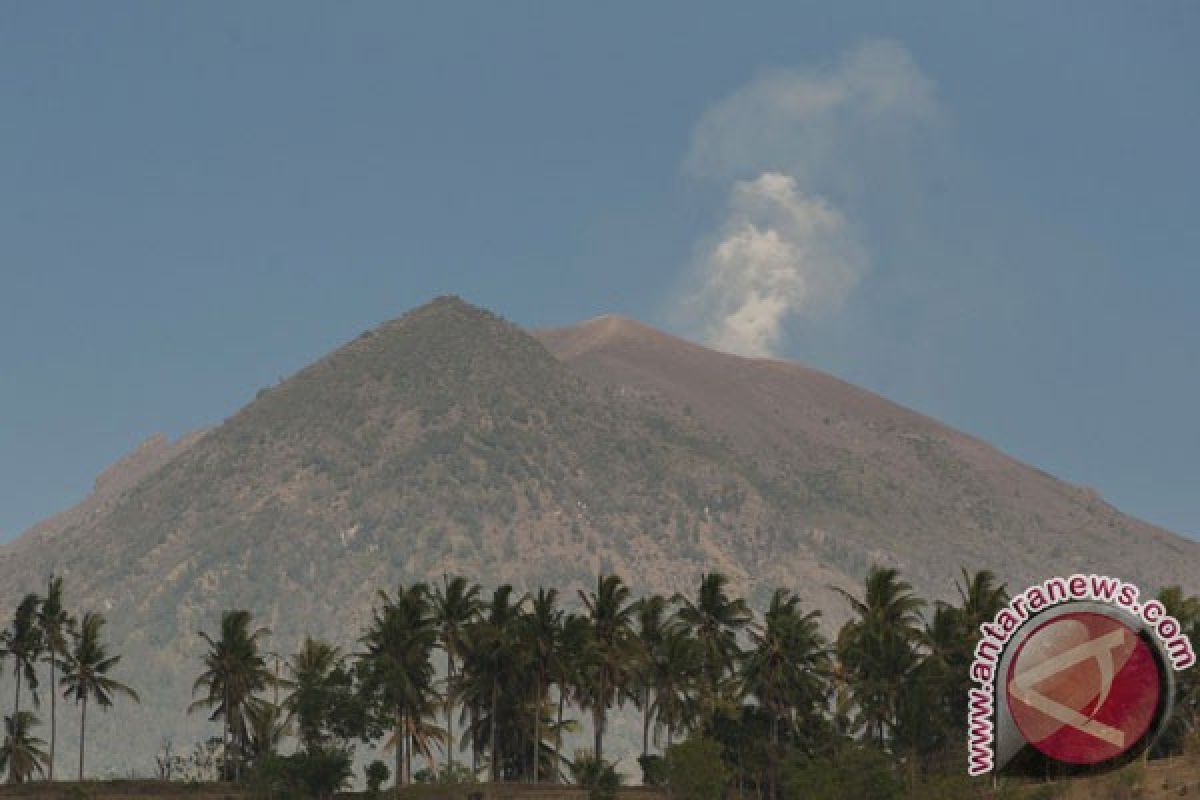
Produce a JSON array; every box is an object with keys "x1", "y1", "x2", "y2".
[{"x1": 4, "y1": 568, "x2": 1197, "y2": 799}]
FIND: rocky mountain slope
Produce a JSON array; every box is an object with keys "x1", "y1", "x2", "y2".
[{"x1": 1, "y1": 296, "x2": 1195, "y2": 774}]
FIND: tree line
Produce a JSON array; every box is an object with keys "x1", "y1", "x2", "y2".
[
  {"x1": 180, "y1": 569, "x2": 1200, "y2": 798},
  {"x1": 3, "y1": 569, "x2": 1198, "y2": 798}
]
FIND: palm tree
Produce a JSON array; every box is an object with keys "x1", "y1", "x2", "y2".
[
  {"x1": 2, "y1": 594, "x2": 44, "y2": 722},
  {"x1": 189, "y1": 610, "x2": 273, "y2": 781},
  {"x1": 554, "y1": 613, "x2": 590, "y2": 783},
  {"x1": 37, "y1": 576, "x2": 72, "y2": 781},
  {"x1": 646, "y1": 627, "x2": 700, "y2": 750},
  {"x1": 522, "y1": 588, "x2": 563, "y2": 782},
  {"x1": 741, "y1": 589, "x2": 829, "y2": 797},
  {"x1": 359, "y1": 583, "x2": 440, "y2": 787},
  {"x1": 284, "y1": 636, "x2": 343, "y2": 752},
  {"x1": 834, "y1": 566, "x2": 925, "y2": 747},
  {"x1": 0, "y1": 711, "x2": 49, "y2": 784},
  {"x1": 954, "y1": 569, "x2": 1008, "y2": 634},
  {"x1": 634, "y1": 594, "x2": 668, "y2": 758},
  {"x1": 465, "y1": 584, "x2": 527, "y2": 782},
  {"x1": 577, "y1": 574, "x2": 639, "y2": 763},
  {"x1": 60, "y1": 612, "x2": 139, "y2": 780},
  {"x1": 672, "y1": 572, "x2": 751, "y2": 728},
  {"x1": 245, "y1": 697, "x2": 289, "y2": 761},
  {"x1": 1152, "y1": 586, "x2": 1200, "y2": 755},
  {"x1": 432, "y1": 574, "x2": 480, "y2": 775}
]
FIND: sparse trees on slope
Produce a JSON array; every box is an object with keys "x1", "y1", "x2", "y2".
[{"x1": 60, "y1": 612, "x2": 139, "y2": 781}]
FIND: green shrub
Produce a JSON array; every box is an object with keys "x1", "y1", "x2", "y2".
[
  {"x1": 665, "y1": 738, "x2": 729, "y2": 800},
  {"x1": 364, "y1": 759, "x2": 390, "y2": 797},
  {"x1": 253, "y1": 748, "x2": 353, "y2": 799},
  {"x1": 638, "y1": 753, "x2": 667, "y2": 787},
  {"x1": 781, "y1": 743, "x2": 902, "y2": 800},
  {"x1": 570, "y1": 750, "x2": 623, "y2": 800}
]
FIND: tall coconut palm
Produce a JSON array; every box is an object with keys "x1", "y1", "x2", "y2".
[
  {"x1": 0, "y1": 711, "x2": 49, "y2": 784},
  {"x1": 462, "y1": 584, "x2": 527, "y2": 782},
  {"x1": 284, "y1": 636, "x2": 343, "y2": 753},
  {"x1": 672, "y1": 572, "x2": 751, "y2": 728},
  {"x1": 37, "y1": 577, "x2": 72, "y2": 781},
  {"x1": 553, "y1": 613, "x2": 590, "y2": 783},
  {"x1": 954, "y1": 569, "x2": 1009, "y2": 634},
  {"x1": 60, "y1": 612, "x2": 139, "y2": 780},
  {"x1": 432, "y1": 574, "x2": 480, "y2": 775},
  {"x1": 646, "y1": 627, "x2": 700, "y2": 750},
  {"x1": 1151, "y1": 586, "x2": 1200, "y2": 755},
  {"x1": 634, "y1": 594, "x2": 668, "y2": 758},
  {"x1": 742, "y1": 590, "x2": 829, "y2": 795},
  {"x1": 2, "y1": 594, "x2": 44, "y2": 722},
  {"x1": 834, "y1": 566, "x2": 925, "y2": 747},
  {"x1": 359, "y1": 583, "x2": 440, "y2": 787},
  {"x1": 521, "y1": 588, "x2": 563, "y2": 782},
  {"x1": 577, "y1": 574, "x2": 639, "y2": 763},
  {"x1": 189, "y1": 610, "x2": 273, "y2": 781}
]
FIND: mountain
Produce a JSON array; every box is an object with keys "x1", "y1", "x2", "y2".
[
  {"x1": 1, "y1": 296, "x2": 1196, "y2": 774},
  {"x1": 535, "y1": 314, "x2": 1198, "y2": 593}
]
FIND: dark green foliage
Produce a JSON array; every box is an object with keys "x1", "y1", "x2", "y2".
[
  {"x1": 253, "y1": 748, "x2": 353, "y2": 799},
  {"x1": 665, "y1": 737, "x2": 728, "y2": 800},
  {"x1": 364, "y1": 759, "x2": 390, "y2": 796},
  {"x1": 637, "y1": 753, "x2": 666, "y2": 787},
  {"x1": 569, "y1": 750, "x2": 622, "y2": 800},
  {"x1": 412, "y1": 762, "x2": 477, "y2": 784},
  {"x1": 781, "y1": 743, "x2": 903, "y2": 800}
]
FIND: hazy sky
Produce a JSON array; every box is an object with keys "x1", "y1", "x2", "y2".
[{"x1": 2, "y1": 2, "x2": 1198, "y2": 542}]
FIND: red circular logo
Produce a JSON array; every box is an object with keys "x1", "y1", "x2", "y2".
[{"x1": 1006, "y1": 611, "x2": 1162, "y2": 765}]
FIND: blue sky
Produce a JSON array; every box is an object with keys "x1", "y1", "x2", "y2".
[{"x1": 2, "y1": 2, "x2": 1197, "y2": 541}]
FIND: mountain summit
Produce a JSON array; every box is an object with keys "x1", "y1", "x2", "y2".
[{"x1": 3, "y1": 296, "x2": 1195, "y2": 770}]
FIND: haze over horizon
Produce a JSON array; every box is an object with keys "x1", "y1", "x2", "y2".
[{"x1": 3, "y1": 2, "x2": 1198, "y2": 541}]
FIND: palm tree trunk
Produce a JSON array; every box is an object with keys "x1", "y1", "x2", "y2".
[
  {"x1": 222, "y1": 684, "x2": 230, "y2": 782},
  {"x1": 14, "y1": 667, "x2": 21, "y2": 720},
  {"x1": 394, "y1": 711, "x2": 403, "y2": 795},
  {"x1": 642, "y1": 687, "x2": 650, "y2": 758},
  {"x1": 78, "y1": 694, "x2": 87, "y2": 781},
  {"x1": 446, "y1": 656, "x2": 456, "y2": 773},
  {"x1": 593, "y1": 707, "x2": 605, "y2": 763},
  {"x1": 532, "y1": 675, "x2": 542, "y2": 783},
  {"x1": 490, "y1": 679, "x2": 499, "y2": 782},
  {"x1": 49, "y1": 657, "x2": 56, "y2": 781},
  {"x1": 471, "y1": 706, "x2": 478, "y2": 775},
  {"x1": 555, "y1": 687, "x2": 565, "y2": 785}
]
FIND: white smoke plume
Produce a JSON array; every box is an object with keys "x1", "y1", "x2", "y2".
[
  {"x1": 678, "y1": 40, "x2": 939, "y2": 357},
  {"x1": 693, "y1": 172, "x2": 864, "y2": 357}
]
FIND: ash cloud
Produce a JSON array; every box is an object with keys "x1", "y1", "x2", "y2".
[{"x1": 677, "y1": 40, "x2": 940, "y2": 357}]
